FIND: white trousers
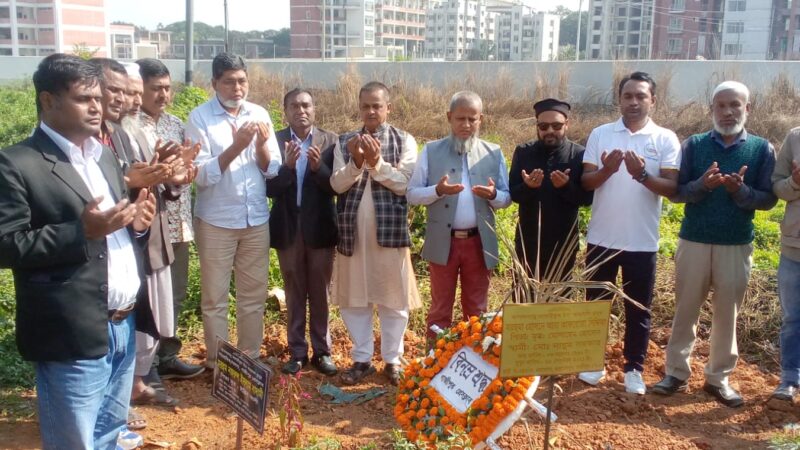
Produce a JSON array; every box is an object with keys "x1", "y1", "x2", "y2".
[
  {"x1": 135, "y1": 265, "x2": 174, "y2": 376},
  {"x1": 340, "y1": 304, "x2": 409, "y2": 365}
]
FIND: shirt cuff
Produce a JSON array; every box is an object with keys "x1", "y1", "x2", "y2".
[{"x1": 789, "y1": 177, "x2": 800, "y2": 191}]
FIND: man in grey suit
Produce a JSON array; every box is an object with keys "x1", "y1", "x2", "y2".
[
  {"x1": 267, "y1": 89, "x2": 338, "y2": 375},
  {"x1": 0, "y1": 54, "x2": 156, "y2": 450}
]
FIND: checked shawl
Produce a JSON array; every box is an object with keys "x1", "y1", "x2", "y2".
[{"x1": 336, "y1": 123, "x2": 412, "y2": 256}]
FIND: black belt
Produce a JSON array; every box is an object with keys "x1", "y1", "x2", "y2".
[
  {"x1": 451, "y1": 228, "x2": 479, "y2": 239},
  {"x1": 108, "y1": 304, "x2": 135, "y2": 323}
]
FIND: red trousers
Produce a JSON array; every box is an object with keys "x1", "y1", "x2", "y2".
[{"x1": 427, "y1": 234, "x2": 491, "y2": 339}]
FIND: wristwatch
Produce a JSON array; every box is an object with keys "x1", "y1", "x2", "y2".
[{"x1": 636, "y1": 169, "x2": 649, "y2": 183}]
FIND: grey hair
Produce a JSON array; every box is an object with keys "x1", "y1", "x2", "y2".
[
  {"x1": 449, "y1": 91, "x2": 483, "y2": 113},
  {"x1": 712, "y1": 81, "x2": 750, "y2": 103}
]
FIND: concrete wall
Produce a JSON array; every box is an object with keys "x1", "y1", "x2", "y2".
[{"x1": 2, "y1": 57, "x2": 800, "y2": 104}]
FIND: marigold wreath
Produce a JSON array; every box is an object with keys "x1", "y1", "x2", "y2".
[{"x1": 394, "y1": 314, "x2": 541, "y2": 448}]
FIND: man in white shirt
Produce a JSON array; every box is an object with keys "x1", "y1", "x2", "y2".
[
  {"x1": 407, "y1": 91, "x2": 511, "y2": 342},
  {"x1": 579, "y1": 71, "x2": 681, "y2": 395},
  {"x1": 187, "y1": 53, "x2": 281, "y2": 366}
]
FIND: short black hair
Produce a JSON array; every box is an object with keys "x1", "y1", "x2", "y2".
[
  {"x1": 283, "y1": 88, "x2": 313, "y2": 109},
  {"x1": 618, "y1": 71, "x2": 656, "y2": 97},
  {"x1": 212, "y1": 53, "x2": 246, "y2": 80},
  {"x1": 88, "y1": 57, "x2": 126, "y2": 76},
  {"x1": 359, "y1": 81, "x2": 390, "y2": 102},
  {"x1": 33, "y1": 53, "x2": 102, "y2": 114},
  {"x1": 135, "y1": 58, "x2": 170, "y2": 83}
]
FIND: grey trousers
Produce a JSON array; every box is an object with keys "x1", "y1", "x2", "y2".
[{"x1": 277, "y1": 226, "x2": 334, "y2": 360}]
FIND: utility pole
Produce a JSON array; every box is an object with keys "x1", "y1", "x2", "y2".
[
  {"x1": 185, "y1": 0, "x2": 193, "y2": 85},
  {"x1": 575, "y1": 0, "x2": 583, "y2": 61},
  {"x1": 224, "y1": 0, "x2": 230, "y2": 52},
  {"x1": 321, "y1": 0, "x2": 326, "y2": 60}
]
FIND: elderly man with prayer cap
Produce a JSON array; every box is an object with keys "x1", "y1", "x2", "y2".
[
  {"x1": 652, "y1": 81, "x2": 777, "y2": 407},
  {"x1": 508, "y1": 98, "x2": 592, "y2": 287}
]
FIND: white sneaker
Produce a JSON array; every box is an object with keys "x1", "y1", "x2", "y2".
[
  {"x1": 578, "y1": 369, "x2": 606, "y2": 386},
  {"x1": 624, "y1": 370, "x2": 646, "y2": 395}
]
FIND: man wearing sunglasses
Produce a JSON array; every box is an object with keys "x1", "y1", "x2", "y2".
[
  {"x1": 579, "y1": 72, "x2": 681, "y2": 395},
  {"x1": 509, "y1": 98, "x2": 592, "y2": 290}
]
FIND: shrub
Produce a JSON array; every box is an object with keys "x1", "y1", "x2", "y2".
[{"x1": 168, "y1": 85, "x2": 210, "y2": 122}]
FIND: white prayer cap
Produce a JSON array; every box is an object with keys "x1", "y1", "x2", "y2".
[
  {"x1": 712, "y1": 81, "x2": 749, "y2": 103},
  {"x1": 122, "y1": 62, "x2": 141, "y2": 80}
]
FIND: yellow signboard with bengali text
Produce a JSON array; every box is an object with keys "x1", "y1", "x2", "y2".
[{"x1": 499, "y1": 301, "x2": 612, "y2": 378}]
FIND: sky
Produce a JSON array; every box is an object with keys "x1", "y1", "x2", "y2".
[{"x1": 108, "y1": 0, "x2": 584, "y2": 32}]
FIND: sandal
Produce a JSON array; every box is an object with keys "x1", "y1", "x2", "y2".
[
  {"x1": 340, "y1": 362, "x2": 376, "y2": 386},
  {"x1": 131, "y1": 385, "x2": 179, "y2": 407},
  {"x1": 384, "y1": 363, "x2": 402, "y2": 386},
  {"x1": 127, "y1": 408, "x2": 147, "y2": 430}
]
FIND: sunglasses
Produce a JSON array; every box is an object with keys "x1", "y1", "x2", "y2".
[{"x1": 536, "y1": 122, "x2": 565, "y2": 131}]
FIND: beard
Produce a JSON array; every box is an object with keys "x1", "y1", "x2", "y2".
[
  {"x1": 218, "y1": 93, "x2": 246, "y2": 109},
  {"x1": 451, "y1": 132, "x2": 479, "y2": 155},
  {"x1": 120, "y1": 115, "x2": 139, "y2": 137},
  {"x1": 713, "y1": 112, "x2": 747, "y2": 137},
  {"x1": 538, "y1": 134, "x2": 564, "y2": 150}
]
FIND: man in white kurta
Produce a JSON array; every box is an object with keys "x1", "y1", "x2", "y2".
[{"x1": 330, "y1": 82, "x2": 420, "y2": 386}]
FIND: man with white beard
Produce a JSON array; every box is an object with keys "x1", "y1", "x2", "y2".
[
  {"x1": 407, "y1": 91, "x2": 511, "y2": 343},
  {"x1": 652, "y1": 81, "x2": 777, "y2": 407}
]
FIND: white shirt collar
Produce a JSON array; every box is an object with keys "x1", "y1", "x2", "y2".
[
  {"x1": 613, "y1": 116, "x2": 656, "y2": 135},
  {"x1": 290, "y1": 127, "x2": 313, "y2": 143},
  {"x1": 39, "y1": 121, "x2": 103, "y2": 162},
  {"x1": 211, "y1": 95, "x2": 253, "y2": 117}
]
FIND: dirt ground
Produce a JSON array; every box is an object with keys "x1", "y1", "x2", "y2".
[{"x1": 1, "y1": 323, "x2": 797, "y2": 450}]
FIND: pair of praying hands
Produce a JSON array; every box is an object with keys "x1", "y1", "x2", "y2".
[
  {"x1": 521, "y1": 168, "x2": 571, "y2": 189},
  {"x1": 283, "y1": 140, "x2": 323, "y2": 172},
  {"x1": 600, "y1": 149, "x2": 647, "y2": 179},
  {"x1": 346, "y1": 134, "x2": 382, "y2": 168},
  {"x1": 231, "y1": 121, "x2": 271, "y2": 153},
  {"x1": 435, "y1": 174, "x2": 497, "y2": 200},
  {"x1": 125, "y1": 139, "x2": 201, "y2": 188},
  {"x1": 700, "y1": 162, "x2": 748, "y2": 193},
  {"x1": 81, "y1": 188, "x2": 157, "y2": 239}
]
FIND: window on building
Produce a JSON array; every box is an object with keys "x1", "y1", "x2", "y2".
[
  {"x1": 630, "y1": 20, "x2": 640, "y2": 30},
  {"x1": 671, "y1": 0, "x2": 686, "y2": 10},
  {"x1": 0, "y1": 48, "x2": 10, "y2": 55},
  {"x1": 0, "y1": 7, "x2": 9, "y2": 19},
  {"x1": 726, "y1": 21, "x2": 744, "y2": 33},
  {"x1": 728, "y1": 0, "x2": 746, "y2": 11},
  {"x1": 628, "y1": 33, "x2": 640, "y2": 44},
  {"x1": 724, "y1": 43, "x2": 742, "y2": 55},
  {"x1": 631, "y1": 7, "x2": 642, "y2": 16},
  {"x1": 594, "y1": 6, "x2": 602, "y2": 15},
  {"x1": 669, "y1": 17, "x2": 683, "y2": 32},
  {"x1": 0, "y1": 28, "x2": 10, "y2": 39},
  {"x1": 592, "y1": 49, "x2": 599, "y2": 58},
  {"x1": 593, "y1": 34, "x2": 600, "y2": 44},
  {"x1": 617, "y1": 21, "x2": 625, "y2": 30},
  {"x1": 667, "y1": 38, "x2": 682, "y2": 53},
  {"x1": 594, "y1": 20, "x2": 602, "y2": 30},
  {"x1": 616, "y1": 35, "x2": 624, "y2": 44},
  {"x1": 19, "y1": 47, "x2": 36, "y2": 56},
  {"x1": 617, "y1": 7, "x2": 627, "y2": 16}
]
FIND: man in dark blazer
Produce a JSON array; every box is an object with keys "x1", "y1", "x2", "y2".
[
  {"x1": 267, "y1": 88, "x2": 338, "y2": 376},
  {"x1": 0, "y1": 54, "x2": 157, "y2": 450}
]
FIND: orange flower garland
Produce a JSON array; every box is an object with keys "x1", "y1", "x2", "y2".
[{"x1": 394, "y1": 315, "x2": 536, "y2": 447}]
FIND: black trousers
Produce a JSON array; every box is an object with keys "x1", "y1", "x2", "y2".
[{"x1": 585, "y1": 244, "x2": 657, "y2": 373}]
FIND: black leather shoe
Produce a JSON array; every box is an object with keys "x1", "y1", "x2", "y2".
[
  {"x1": 311, "y1": 354, "x2": 338, "y2": 376},
  {"x1": 158, "y1": 358, "x2": 205, "y2": 380},
  {"x1": 772, "y1": 382, "x2": 797, "y2": 402},
  {"x1": 384, "y1": 363, "x2": 402, "y2": 386},
  {"x1": 651, "y1": 375, "x2": 688, "y2": 396},
  {"x1": 281, "y1": 357, "x2": 309, "y2": 375},
  {"x1": 703, "y1": 382, "x2": 744, "y2": 408}
]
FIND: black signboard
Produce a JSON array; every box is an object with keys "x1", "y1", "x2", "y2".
[{"x1": 211, "y1": 339, "x2": 271, "y2": 434}]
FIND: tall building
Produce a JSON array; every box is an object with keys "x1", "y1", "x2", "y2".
[
  {"x1": 0, "y1": 0, "x2": 109, "y2": 57},
  {"x1": 424, "y1": 0, "x2": 498, "y2": 60},
  {"x1": 375, "y1": 0, "x2": 427, "y2": 58},
  {"x1": 588, "y1": 0, "x2": 724, "y2": 60},
  {"x1": 491, "y1": 3, "x2": 560, "y2": 61},
  {"x1": 719, "y1": 0, "x2": 772, "y2": 59},
  {"x1": 291, "y1": 0, "x2": 426, "y2": 59},
  {"x1": 651, "y1": 0, "x2": 723, "y2": 59},
  {"x1": 771, "y1": 0, "x2": 800, "y2": 59},
  {"x1": 109, "y1": 23, "x2": 134, "y2": 59}
]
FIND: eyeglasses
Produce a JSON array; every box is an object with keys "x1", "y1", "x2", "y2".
[{"x1": 536, "y1": 122, "x2": 565, "y2": 131}]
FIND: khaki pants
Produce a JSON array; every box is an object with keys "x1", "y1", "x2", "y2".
[
  {"x1": 665, "y1": 239, "x2": 752, "y2": 386},
  {"x1": 195, "y1": 218, "x2": 269, "y2": 365}
]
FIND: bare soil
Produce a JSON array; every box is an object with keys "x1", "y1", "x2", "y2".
[{"x1": 0, "y1": 323, "x2": 796, "y2": 450}]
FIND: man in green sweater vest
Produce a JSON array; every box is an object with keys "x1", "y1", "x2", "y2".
[{"x1": 652, "y1": 81, "x2": 777, "y2": 407}]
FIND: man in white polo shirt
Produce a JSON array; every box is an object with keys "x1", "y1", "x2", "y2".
[{"x1": 579, "y1": 71, "x2": 681, "y2": 395}]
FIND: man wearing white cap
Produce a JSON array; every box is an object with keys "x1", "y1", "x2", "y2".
[{"x1": 652, "y1": 81, "x2": 777, "y2": 407}]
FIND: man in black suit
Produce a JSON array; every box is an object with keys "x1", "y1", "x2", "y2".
[
  {"x1": 509, "y1": 99, "x2": 592, "y2": 289},
  {"x1": 267, "y1": 89, "x2": 338, "y2": 375},
  {"x1": 0, "y1": 54, "x2": 156, "y2": 450}
]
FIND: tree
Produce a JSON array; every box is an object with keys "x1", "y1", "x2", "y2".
[
  {"x1": 72, "y1": 42, "x2": 98, "y2": 60},
  {"x1": 551, "y1": 8, "x2": 588, "y2": 52},
  {"x1": 465, "y1": 40, "x2": 496, "y2": 61}
]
